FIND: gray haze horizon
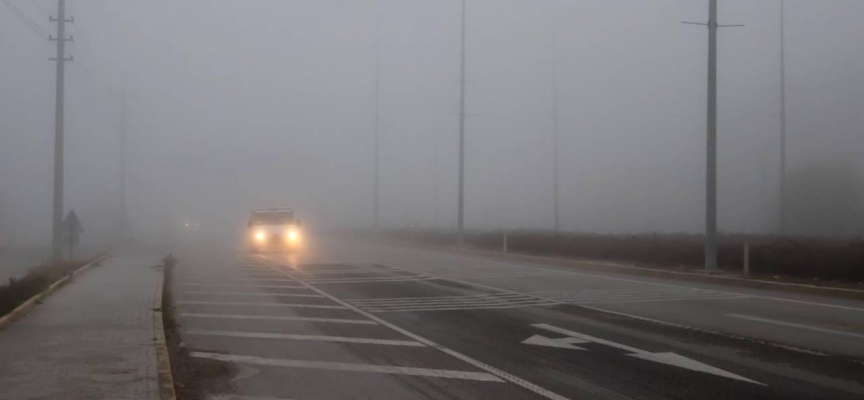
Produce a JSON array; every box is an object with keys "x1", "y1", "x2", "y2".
[{"x1": 2, "y1": 0, "x2": 863, "y2": 248}]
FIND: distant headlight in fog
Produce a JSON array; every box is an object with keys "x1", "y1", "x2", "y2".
[
  {"x1": 254, "y1": 231, "x2": 267, "y2": 242},
  {"x1": 286, "y1": 229, "x2": 299, "y2": 242}
]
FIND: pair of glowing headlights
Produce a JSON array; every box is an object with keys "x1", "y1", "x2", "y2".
[{"x1": 253, "y1": 229, "x2": 299, "y2": 243}]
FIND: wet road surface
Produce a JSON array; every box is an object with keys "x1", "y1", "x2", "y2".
[{"x1": 170, "y1": 236, "x2": 864, "y2": 400}]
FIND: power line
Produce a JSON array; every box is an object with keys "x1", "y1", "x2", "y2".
[
  {"x1": 29, "y1": 0, "x2": 50, "y2": 16},
  {"x1": 2, "y1": 0, "x2": 49, "y2": 39}
]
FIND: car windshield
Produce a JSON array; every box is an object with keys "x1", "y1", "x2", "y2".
[{"x1": 253, "y1": 211, "x2": 293, "y2": 224}]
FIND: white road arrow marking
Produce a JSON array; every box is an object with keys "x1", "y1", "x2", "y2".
[
  {"x1": 522, "y1": 334, "x2": 588, "y2": 350},
  {"x1": 531, "y1": 323, "x2": 764, "y2": 385}
]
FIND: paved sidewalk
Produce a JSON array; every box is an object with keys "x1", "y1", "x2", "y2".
[{"x1": 0, "y1": 254, "x2": 163, "y2": 400}]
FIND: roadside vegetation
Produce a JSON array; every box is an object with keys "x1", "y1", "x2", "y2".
[
  {"x1": 0, "y1": 257, "x2": 101, "y2": 317},
  {"x1": 377, "y1": 230, "x2": 864, "y2": 284}
]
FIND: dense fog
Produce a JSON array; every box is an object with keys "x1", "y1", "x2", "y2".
[{"x1": 1, "y1": 0, "x2": 863, "y2": 247}]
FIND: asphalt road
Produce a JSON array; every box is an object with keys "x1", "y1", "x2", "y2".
[{"x1": 171, "y1": 235, "x2": 864, "y2": 400}]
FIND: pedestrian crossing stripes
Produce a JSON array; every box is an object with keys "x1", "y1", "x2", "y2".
[
  {"x1": 529, "y1": 287, "x2": 750, "y2": 305},
  {"x1": 346, "y1": 292, "x2": 559, "y2": 313}
]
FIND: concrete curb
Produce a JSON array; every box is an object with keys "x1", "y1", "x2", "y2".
[
  {"x1": 153, "y1": 264, "x2": 177, "y2": 400},
  {"x1": 0, "y1": 254, "x2": 109, "y2": 330},
  {"x1": 392, "y1": 240, "x2": 864, "y2": 301}
]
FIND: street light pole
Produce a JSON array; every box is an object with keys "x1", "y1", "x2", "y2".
[
  {"x1": 373, "y1": 1, "x2": 381, "y2": 231},
  {"x1": 779, "y1": 0, "x2": 787, "y2": 234},
  {"x1": 551, "y1": 24, "x2": 560, "y2": 233},
  {"x1": 457, "y1": 0, "x2": 466, "y2": 246}
]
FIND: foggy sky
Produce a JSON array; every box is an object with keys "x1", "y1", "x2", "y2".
[{"x1": 1, "y1": 0, "x2": 863, "y2": 245}]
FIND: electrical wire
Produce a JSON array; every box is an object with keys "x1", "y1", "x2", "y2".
[
  {"x1": 29, "y1": 0, "x2": 50, "y2": 16},
  {"x1": 2, "y1": 0, "x2": 49, "y2": 39}
]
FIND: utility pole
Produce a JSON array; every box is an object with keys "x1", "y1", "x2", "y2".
[
  {"x1": 457, "y1": 0, "x2": 467, "y2": 245},
  {"x1": 683, "y1": 0, "x2": 742, "y2": 270},
  {"x1": 779, "y1": 0, "x2": 787, "y2": 234},
  {"x1": 50, "y1": 0, "x2": 73, "y2": 260},
  {"x1": 118, "y1": 93, "x2": 128, "y2": 240},
  {"x1": 373, "y1": 1, "x2": 381, "y2": 231},
  {"x1": 551, "y1": 23, "x2": 560, "y2": 232},
  {"x1": 705, "y1": 0, "x2": 718, "y2": 271}
]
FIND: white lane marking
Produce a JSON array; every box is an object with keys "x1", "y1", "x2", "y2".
[
  {"x1": 180, "y1": 277, "x2": 298, "y2": 283},
  {"x1": 368, "y1": 303, "x2": 556, "y2": 313},
  {"x1": 179, "y1": 313, "x2": 377, "y2": 325},
  {"x1": 531, "y1": 324, "x2": 764, "y2": 385},
  {"x1": 180, "y1": 272, "x2": 292, "y2": 277},
  {"x1": 377, "y1": 263, "x2": 833, "y2": 356},
  {"x1": 306, "y1": 275, "x2": 435, "y2": 284},
  {"x1": 577, "y1": 306, "x2": 830, "y2": 356},
  {"x1": 182, "y1": 291, "x2": 323, "y2": 298},
  {"x1": 192, "y1": 352, "x2": 503, "y2": 382},
  {"x1": 363, "y1": 298, "x2": 558, "y2": 313},
  {"x1": 186, "y1": 330, "x2": 425, "y2": 346},
  {"x1": 231, "y1": 364, "x2": 261, "y2": 382},
  {"x1": 727, "y1": 314, "x2": 864, "y2": 340},
  {"x1": 570, "y1": 295, "x2": 751, "y2": 305},
  {"x1": 348, "y1": 292, "x2": 526, "y2": 304},
  {"x1": 441, "y1": 272, "x2": 571, "y2": 280},
  {"x1": 293, "y1": 268, "x2": 401, "y2": 275},
  {"x1": 181, "y1": 283, "x2": 307, "y2": 289},
  {"x1": 176, "y1": 300, "x2": 346, "y2": 309},
  {"x1": 427, "y1": 252, "x2": 864, "y2": 312},
  {"x1": 209, "y1": 395, "x2": 296, "y2": 400},
  {"x1": 522, "y1": 335, "x2": 588, "y2": 350},
  {"x1": 257, "y1": 258, "x2": 571, "y2": 400}
]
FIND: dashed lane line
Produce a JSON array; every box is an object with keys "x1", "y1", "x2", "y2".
[
  {"x1": 255, "y1": 257, "x2": 571, "y2": 400},
  {"x1": 181, "y1": 291, "x2": 323, "y2": 298},
  {"x1": 727, "y1": 314, "x2": 864, "y2": 340},
  {"x1": 371, "y1": 263, "x2": 836, "y2": 357},
  {"x1": 424, "y1": 251, "x2": 864, "y2": 312},
  {"x1": 179, "y1": 313, "x2": 378, "y2": 325},
  {"x1": 192, "y1": 352, "x2": 504, "y2": 382},
  {"x1": 176, "y1": 300, "x2": 346, "y2": 309},
  {"x1": 186, "y1": 330, "x2": 426, "y2": 346}
]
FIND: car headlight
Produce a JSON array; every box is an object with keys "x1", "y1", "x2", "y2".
[
  {"x1": 286, "y1": 229, "x2": 299, "y2": 242},
  {"x1": 254, "y1": 231, "x2": 267, "y2": 242}
]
